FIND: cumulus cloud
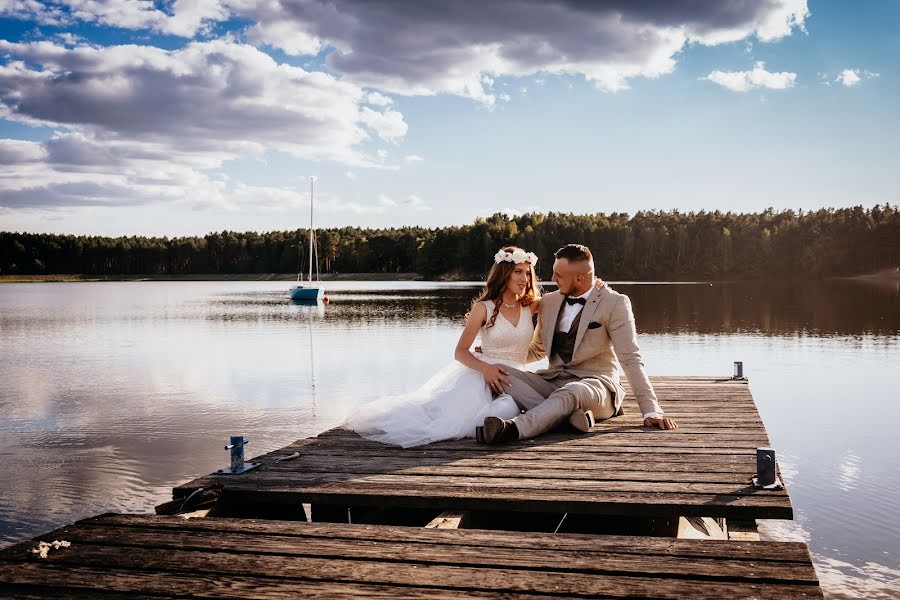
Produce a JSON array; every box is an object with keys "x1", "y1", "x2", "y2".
[
  {"x1": 835, "y1": 68, "x2": 879, "y2": 87},
  {"x1": 837, "y1": 69, "x2": 861, "y2": 87},
  {"x1": 0, "y1": 139, "x2": 48, "y2": 163},
  {"x1": 403, "y1": 154, "x2": 423, "y2": 164},
  {"x1": 0, "y1": 39, "x2": 406, "y2": 163},
  {"x1": 0, "y1": 0, "x2": 230, "y2": 37},
  {"x1": 1, "y1": 1, "x2": 810, "y2": 103},
  {"x1": 365, "y1": 91, "x2": 393, "y2": 106},
  {"x1": 703, "y1": 61, "x2": 796, "y2": 92},
  {"x1": 231, "y1": 0, "x2": 810, "y2": 102},
  {"x1": 359, "y1": 107, "x2": 408, "y2": 143},
  {"x1": 0, "y1": 38, "x2": 409, "y2": 209}
]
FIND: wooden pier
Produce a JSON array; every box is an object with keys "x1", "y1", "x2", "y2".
[
  {"x1": 173, "y1": 376, "x2": 792, "y2": 525},
  {"x1": 0, "y1": 514, "x2": 821, "y2": 598},
  {"x1": 0, "y1": 376, "x2": 823, "y2": 598}
]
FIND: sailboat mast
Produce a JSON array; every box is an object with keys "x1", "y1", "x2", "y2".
[{"x1": 308, "y1": 177, "x2": 314, "y2": 282}]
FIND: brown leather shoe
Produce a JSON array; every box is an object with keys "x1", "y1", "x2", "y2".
[
  {"x1": 482, "y1": 417, "x2": 518, "y2": 445},
  {"x1": 567, "y1": 410, "x2": 595, "y2": 433}
]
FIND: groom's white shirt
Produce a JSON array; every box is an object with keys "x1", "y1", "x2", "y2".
[{"x1": 555, "y1": 287, "x2": 593, "y2": 336}]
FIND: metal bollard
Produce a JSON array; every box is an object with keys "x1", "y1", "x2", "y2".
[
  {"x1": 219, "y1": 435, "x2": 260, "y2": 474},
  {"x1": 755, "y1": 447, "x2": 777, "y2": 487},
  {"x1": 733, "y1": 361, "x2": 744, "y2": 380}
]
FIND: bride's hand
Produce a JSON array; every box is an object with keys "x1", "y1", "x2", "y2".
[{"x1": 481, "y1": 364, "x2": 511, "y2": 393}]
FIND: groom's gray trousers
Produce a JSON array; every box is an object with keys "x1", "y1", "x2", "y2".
[{"x1": 502, "y1": 368, "x2": 616, "y2": 439}]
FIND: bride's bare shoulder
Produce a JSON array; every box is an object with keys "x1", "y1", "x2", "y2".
[{"x1": 468, "y1": 300, "x2": 488, "y2": 321}]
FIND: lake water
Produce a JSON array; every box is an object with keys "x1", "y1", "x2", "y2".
[{"x1": 1, "y1": 279, "x2": 899, "y2": 598}]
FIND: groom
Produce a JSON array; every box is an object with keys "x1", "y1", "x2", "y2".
[{"x1": 481, "y1": 244, "x2": 677, "y2": 444}]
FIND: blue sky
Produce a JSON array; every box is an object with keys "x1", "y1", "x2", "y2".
[{"x1": 0, "y1": 1, "x2": 896, "y2": 236}]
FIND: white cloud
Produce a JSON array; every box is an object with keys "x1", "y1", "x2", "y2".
[
  {"x1": 232, "y1": 1, "x2": 809, "y2": 102},
  {"x1": 703, "y1": 61, "x2": 796, "y2": 92},
  {"x1": 0, "y1": 1, "x2": 811, "y2": 104},
  {"x1": 359, "y1": 107, "x2": 408, "y2": 143},
  {"x1": 53, "y1": 32, "x2": 85, "y2": 46},
  {"x1": 404, "y1": 194, "x2": 430, "y2": 211},
  {"x1": 245, "y1": 18, "x2": 321, "y2": 55},
  {"x1": 403, "y1": 154, "x2": 423, "y2": 164},
  {"x1": 0, "y1": 39, "x2": 409, "y2": 209},
  {"x1": 837, "y1": 69, "x2": 861, "y2": 87},
  {"x1": 345, "y1": 170, "x2": 357, "y2": 180},
  {"x1": 0, "y1": 138, "x2": 48, "y2": 163},
  {"x1": 835, "y1": 68, "x2": 879, "y2": 87},
  {"x1": 365, "y1": 91, "x2": 393, "y2": 106},
  {"x1": 0, "y1": 0, "x2": 230, "y2": 37}
]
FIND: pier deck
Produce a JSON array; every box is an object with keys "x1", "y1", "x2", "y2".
[
  {"x1": 0, "y1": 513, "x2": 822, "y2": 598},
  {"x1": 174, "y1": 376, "x2": 792, "y2": 521}
]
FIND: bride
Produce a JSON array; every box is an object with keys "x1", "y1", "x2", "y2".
[{"x1": 343, "y1": 246, "x2": 542, "y2": 447}]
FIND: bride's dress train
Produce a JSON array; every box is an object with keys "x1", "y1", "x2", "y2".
[{"x1": 343, "y1": 300, "x2": 534, "y2": 448}]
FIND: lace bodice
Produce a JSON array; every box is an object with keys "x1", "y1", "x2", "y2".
[{"x1": 478, "y1": 300, "x2": 535, "y2": 365}]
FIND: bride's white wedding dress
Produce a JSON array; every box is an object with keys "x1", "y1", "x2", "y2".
[{"x1": 343, "y1": 300, "x2": 534, "y2": 448}]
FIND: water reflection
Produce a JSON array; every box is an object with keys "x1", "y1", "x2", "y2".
[
  {"x1": 621, "y1": 280, "x2": 900, "y2": 336},
  {"x1": 197, "y1": 280, "x2": 900, "y2": 335}
]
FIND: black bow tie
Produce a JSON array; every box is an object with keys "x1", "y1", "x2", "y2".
[{"x1": 565, "y1": 297, "x2": 587, "y2": 306}]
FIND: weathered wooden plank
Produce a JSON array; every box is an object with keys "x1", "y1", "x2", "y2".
[
  {"x1": 0, "y1": 516, "x2": 822, "y2": 599},
  {"x1": 67, "y1": 514, "x2": 819, "y2": 562},
  {"x1": 176, "y1": 470, "x2": 788, "y2": 497},
  {"x1": 193, "y1": 485, "x2": 794, "y2": 519},
  {"x1": 265, "y1": 460, "x2": 758, "y2": 484},
  {"x1": 293, "y1": 440, "x2": 765, "y2": 455},
  {"x1": 313, "y1": 431, "x2": 773, "y2": 445},
  {"x1": 263, "y1": 447, "x2": 763, "y2": 466},
  {"x1": 0, "y1": 564, "x2": 519, "y2": 600},
  {"x1": 425, "y1": 510, "x2": 470, "y2": 529},
  {"x1": 265, "y1": 451, "x2": 760, "y2": 469},
  {"x1": 33, "y1": 525, "x2": 818, "y2": 583}
]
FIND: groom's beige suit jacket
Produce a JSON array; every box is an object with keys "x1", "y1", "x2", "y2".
[{"x1": 526, "y1": 285, "x2": 663, "y2": 417}]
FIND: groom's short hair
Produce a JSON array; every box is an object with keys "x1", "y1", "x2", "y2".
[{"x1": 555, "y1": 244, "x2": 593, "y2": 265}]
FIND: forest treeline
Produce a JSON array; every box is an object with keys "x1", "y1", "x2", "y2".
[{"x1": 2, "y1": 206, "x2": 898, "y2": 280}]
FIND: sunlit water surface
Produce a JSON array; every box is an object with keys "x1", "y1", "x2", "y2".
[{"x1": 1, "y1": 280, "x2": 899, "y2": 598}]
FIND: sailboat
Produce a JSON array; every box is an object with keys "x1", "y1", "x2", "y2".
[{"x1": 289, "y1": 177, "x2": 325, "y2": 302}]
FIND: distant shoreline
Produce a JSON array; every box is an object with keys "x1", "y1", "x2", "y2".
[
  {"x1": 3, "y1": 268, "x2": 898, "y2": 284},
  {"x1": 842, "y1": 268, "x2": 900, "y2": 281},
  {"x1": 0, "y1": 273, "x2": 424, "y2": 283}
]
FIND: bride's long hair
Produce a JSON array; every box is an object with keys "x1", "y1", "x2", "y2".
[{"x1": 472, "y1": 246, "x2": 541, "y2": 328}]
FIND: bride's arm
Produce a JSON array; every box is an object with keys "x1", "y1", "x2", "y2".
[{"x1": 454, "y1": 303, "x2": 511, "y2": 392}]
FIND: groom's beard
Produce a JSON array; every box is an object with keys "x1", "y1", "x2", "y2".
[{"x1": 554, "y1": 282, "x2": 573, "y2": 295}]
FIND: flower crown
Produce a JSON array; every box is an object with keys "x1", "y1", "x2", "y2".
[{"x1": 494, "y1": 248, "x2": 538, "y2": 265}]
